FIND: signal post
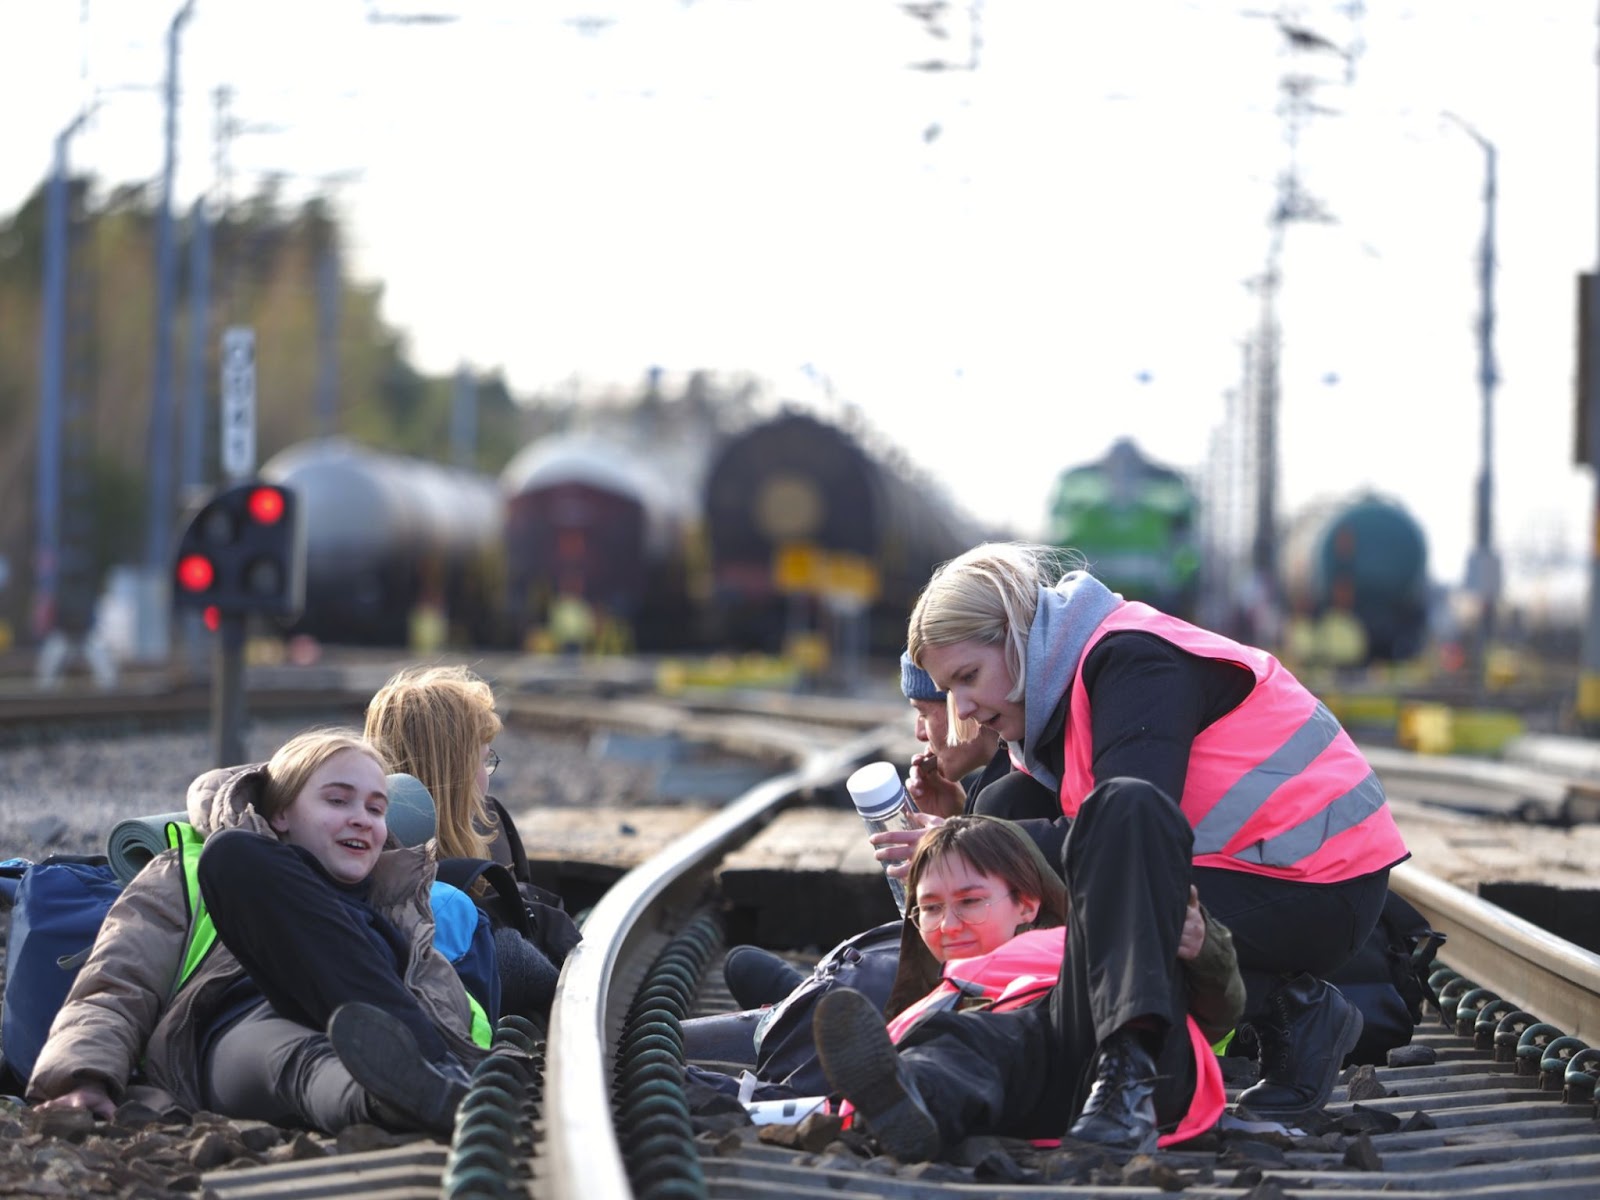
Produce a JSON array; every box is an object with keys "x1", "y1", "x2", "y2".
[{"x1": 170, "y1": 327, "x2": 306, "y2": 766}]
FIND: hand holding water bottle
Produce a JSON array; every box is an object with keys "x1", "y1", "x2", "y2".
[{"x1": 847, "y1": 762, "x2": 945, "y2": 912}]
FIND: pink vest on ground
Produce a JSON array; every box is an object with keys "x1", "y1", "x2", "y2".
[
  {"x1": 1057, "y1": 602, "x2": 1407, "y2": 883},
  {"x1": 880, "y1": 927, "x2": 1225, "y2": 1148}
]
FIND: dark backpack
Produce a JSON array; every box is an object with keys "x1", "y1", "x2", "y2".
[
  {"x1": 1330, "y1": 890, "x2": 1445, "y2": 1066},
  {"x1": 0, "y1": 855, "x2": 124, "y2": 1095},
  {"x1": 751, "y1": 920, "x2": 905, "y2": 1097},
  {"x1": 434, "y1": 858, "x2": 582, "y2": 969}
]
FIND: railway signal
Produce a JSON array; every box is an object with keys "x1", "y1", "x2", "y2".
[
  {"x1": 172, "y1": 481, "x2": 306, "y2": 621},
  {"x1": 172, "y1": 479, "x2": 304, "y2": 769}
]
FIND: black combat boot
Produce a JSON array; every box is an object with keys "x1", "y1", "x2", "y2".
[
  {"x1": 1066, "y1": 1030, "x2": 1160, "y2": 1154},
  {"x1": 1236, "y1": 973, "x2": 1364, "y2": 1120},
  {"x1": 814, "y1": 987, "x2": 941, "y2": 1163}
]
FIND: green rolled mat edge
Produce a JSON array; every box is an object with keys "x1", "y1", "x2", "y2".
[{"x1": 106, "y1": 812, "x2": 188, "y2": 885}]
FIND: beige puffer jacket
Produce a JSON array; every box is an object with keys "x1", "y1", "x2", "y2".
[{"x1": 28, "y1": 762, "x2": 487, "y2": 1112}]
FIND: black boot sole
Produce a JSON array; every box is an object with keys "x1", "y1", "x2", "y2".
[
  {"x1": 814, "y1": 989, "x2": 940, "y2": 1163},
  {"x1": 328, "y1": 1002, "x2": 468, "y2": 1138}
]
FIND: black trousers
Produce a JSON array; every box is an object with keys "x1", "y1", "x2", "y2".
[
  {"x1": 897, "y1": 778, "x2": 1196, "y2": 1143},
  {"x1": 197, "y1": 829, "x2": 451, "y2": 1062},
  {"x1": 1192, "y1": 862, "x2": 1389, "y2": 1020}
]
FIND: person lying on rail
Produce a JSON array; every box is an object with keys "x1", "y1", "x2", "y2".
[
  {"x1": 841, "y1": 541, "x2": 1408, "y2": 1158},
  {"x1": 365, "y1": 665, "x2": 581, "y2": 1025},
  {"x1": 685, "y1": 816, "x2": 1240, "y2": 1112},
  {"x1": 28, "y1": 729, "x2": 489, "y2": 1137},
  {"x1": 820, "y1": 816, "x2": 1240, "y2": 1150}
]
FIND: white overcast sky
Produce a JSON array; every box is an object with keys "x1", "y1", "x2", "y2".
[{"x1": 3, "y1": 1, "x2": 1597, "y2": 609}]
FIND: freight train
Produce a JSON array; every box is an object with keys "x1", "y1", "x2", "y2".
[
  {"x1": 1045, "y1": 438, "x2": 1201, "y2": 620},
  {"x1": 264, "y1": 413, "x2": 986, "y2": 660}
]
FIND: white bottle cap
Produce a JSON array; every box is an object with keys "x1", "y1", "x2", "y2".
[{"x1": 846, "y1": 761, "x2": 906, "y2": 820}]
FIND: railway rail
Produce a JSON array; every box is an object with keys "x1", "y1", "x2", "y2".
[{"x1": 4, "y1": 668, "x2": 1600, "y2": 1197}]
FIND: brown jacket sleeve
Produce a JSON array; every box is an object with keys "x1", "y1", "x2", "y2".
[
  {"x1": 1181, "y1": 909, "x2": 1246, "y2": 1045},
  {"x1": 28, "y1": 853, "x2": 189, "y2": 1103}
]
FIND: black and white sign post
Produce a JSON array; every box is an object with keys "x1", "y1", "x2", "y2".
[{"x1": 214, "y1": 326, "x2": 256, "y2": 763}]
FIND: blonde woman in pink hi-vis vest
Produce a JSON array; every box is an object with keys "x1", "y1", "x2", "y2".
[{"x1": 818, "y1": 541, "x2": 1408, "y2": 1163}]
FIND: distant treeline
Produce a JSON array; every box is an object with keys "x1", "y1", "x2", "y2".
[{"x1": 0, "y1": 176, "x2": 759, "y2": 642}]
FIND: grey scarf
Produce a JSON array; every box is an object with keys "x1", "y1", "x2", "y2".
[{"x1": 1010, "y1": 571, "x2": 1122, "y2": 792}]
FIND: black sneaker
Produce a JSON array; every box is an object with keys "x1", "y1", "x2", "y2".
[
  {"x1": 328, "y1": 1002, "x2": 470, "y2": 1138},
  {"x1": 813, "y1": 987, "x2": 940, "y2": 1163}
]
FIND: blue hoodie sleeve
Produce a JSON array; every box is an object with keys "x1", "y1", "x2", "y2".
[{"x1": 430, "y1": 882, "x2": 501, "y2": 1023}]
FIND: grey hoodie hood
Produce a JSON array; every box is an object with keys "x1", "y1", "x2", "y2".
[{"x1": 1011, "y1": 570, "x2": 1122, "y2": 791}]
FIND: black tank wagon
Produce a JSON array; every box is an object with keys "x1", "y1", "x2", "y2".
[
  {"x1": 261, "y1": 438, "x2": 506, "y2": 647},
  {"x1": 701, "y1": 411, "x2": 983, "y2": 657}
]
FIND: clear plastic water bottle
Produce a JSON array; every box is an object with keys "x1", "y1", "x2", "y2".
[{"x1": 846, "y1": 761, "x2": 921, "y2": 915}]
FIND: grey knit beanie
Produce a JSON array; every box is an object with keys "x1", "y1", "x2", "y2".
[{"x1": 899, "y1": 650, "x2": 946, "y2": 702}]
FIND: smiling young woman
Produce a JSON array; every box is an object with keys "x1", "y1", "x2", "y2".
[{"x1": 27, "y1": 728, "x2": 489, "y2": 1138}]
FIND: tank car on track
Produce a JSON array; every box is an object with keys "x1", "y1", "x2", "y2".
[
  {"x1": 500, "y1": 431, "x2": 707, "y2": 652},
  {"x1": 1046, "y1": 438, "x2": 1201, "y2": 620},
  {"x1": 1281, "y1": 491, "x2": 1431, "y2": 664},
  {"x1": 261, "y1": 438, "x2": 506, "y2": 647},
  {"x1": 700, "y1": 411, "x2": 983, "y2": 657}
]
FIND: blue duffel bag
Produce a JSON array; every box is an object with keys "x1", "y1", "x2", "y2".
[{"x1": 0, "y1": 854, "x2": 123, "y2": 1095}]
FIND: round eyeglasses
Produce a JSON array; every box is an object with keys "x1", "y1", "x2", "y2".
[
  {"x1": 909, "y1": 895, "x2": 994, "y2": 931},
  {"x1": 483, "y1": 748, "x2": 500, "y2": 777}
]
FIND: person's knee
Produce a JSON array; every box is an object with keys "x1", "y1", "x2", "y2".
[
  {"x1": 197, "y1": 828, "x2": 280, "y2": 900},
  {"x1": 1075, "y1": 780, "x2": 1190, "y2": 838},
  {"x1": 1066, "y1": 778, "x2": 1190, "y2": 874}
]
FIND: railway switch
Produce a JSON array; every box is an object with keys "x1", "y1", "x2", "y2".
[{"x1": 172, "y1": 481, "x2": 306, "y2": 620}]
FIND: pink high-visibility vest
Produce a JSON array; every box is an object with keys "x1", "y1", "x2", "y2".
[
  {"x1": 881, "y1": 927, "x2": 1225, "y2": 1148},
  {"x1": 1057, "y1": 602, "x2": 1407, "y2": 883}
]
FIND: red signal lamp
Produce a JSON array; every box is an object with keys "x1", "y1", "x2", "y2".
[
  {"x1": 177, "y1": 553, "x2": 215, "y2": 593},
  {"x1": 203, "y1": 605, "x2": 221, "y2": 632},
  {"x1": 247, "y1": 487, "x2": 286, "y2": 524}
]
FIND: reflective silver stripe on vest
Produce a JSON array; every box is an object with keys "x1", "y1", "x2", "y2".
[{"x1": 1192, "y1": 702, "x2": 1385, "y2": 865}]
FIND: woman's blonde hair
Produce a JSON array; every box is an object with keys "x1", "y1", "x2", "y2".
[
  {"x1": 364, "y1": 665, "x2": 503, "y2": 861},
  {"x1": 905, "y1": 814, "x2": 1067, "y2": 932},
  {"x1": 260, "y1": 728, "x2": 388, "y2": 822},
  {"x1": 908, "y1": 543, "x2": 1076, "y2": 724}
]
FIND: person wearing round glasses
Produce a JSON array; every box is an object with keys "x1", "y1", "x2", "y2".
[{"x1": 817, "y1": 816, "x2": 1241, "y2": 1151}]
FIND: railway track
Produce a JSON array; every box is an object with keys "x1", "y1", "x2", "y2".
[
  {"x1": 532, "y1": 734, "x2": 1600, "y2": 1199},
  {"x1": 5, "y1": 671, "x2": 1600, "y2": 1197}
]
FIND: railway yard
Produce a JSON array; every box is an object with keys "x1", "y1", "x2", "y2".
[{"x1": 1, "y1": 654, "x2": 1599, "y2": 1198}]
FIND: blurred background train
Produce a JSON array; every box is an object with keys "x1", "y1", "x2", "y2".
[
  {"x1": 1042, "y1": 439, "x2": 1431, "y2": 667},
  {"x1": 1046, "y1": 438, "x2": 1202, "y2": 622},
  {"x1": 264, "y1": 408, "x2": 986, "y2": 663},
  {"x1": 261, "y1": 423, "x2": 1434, "y2": 671}
]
